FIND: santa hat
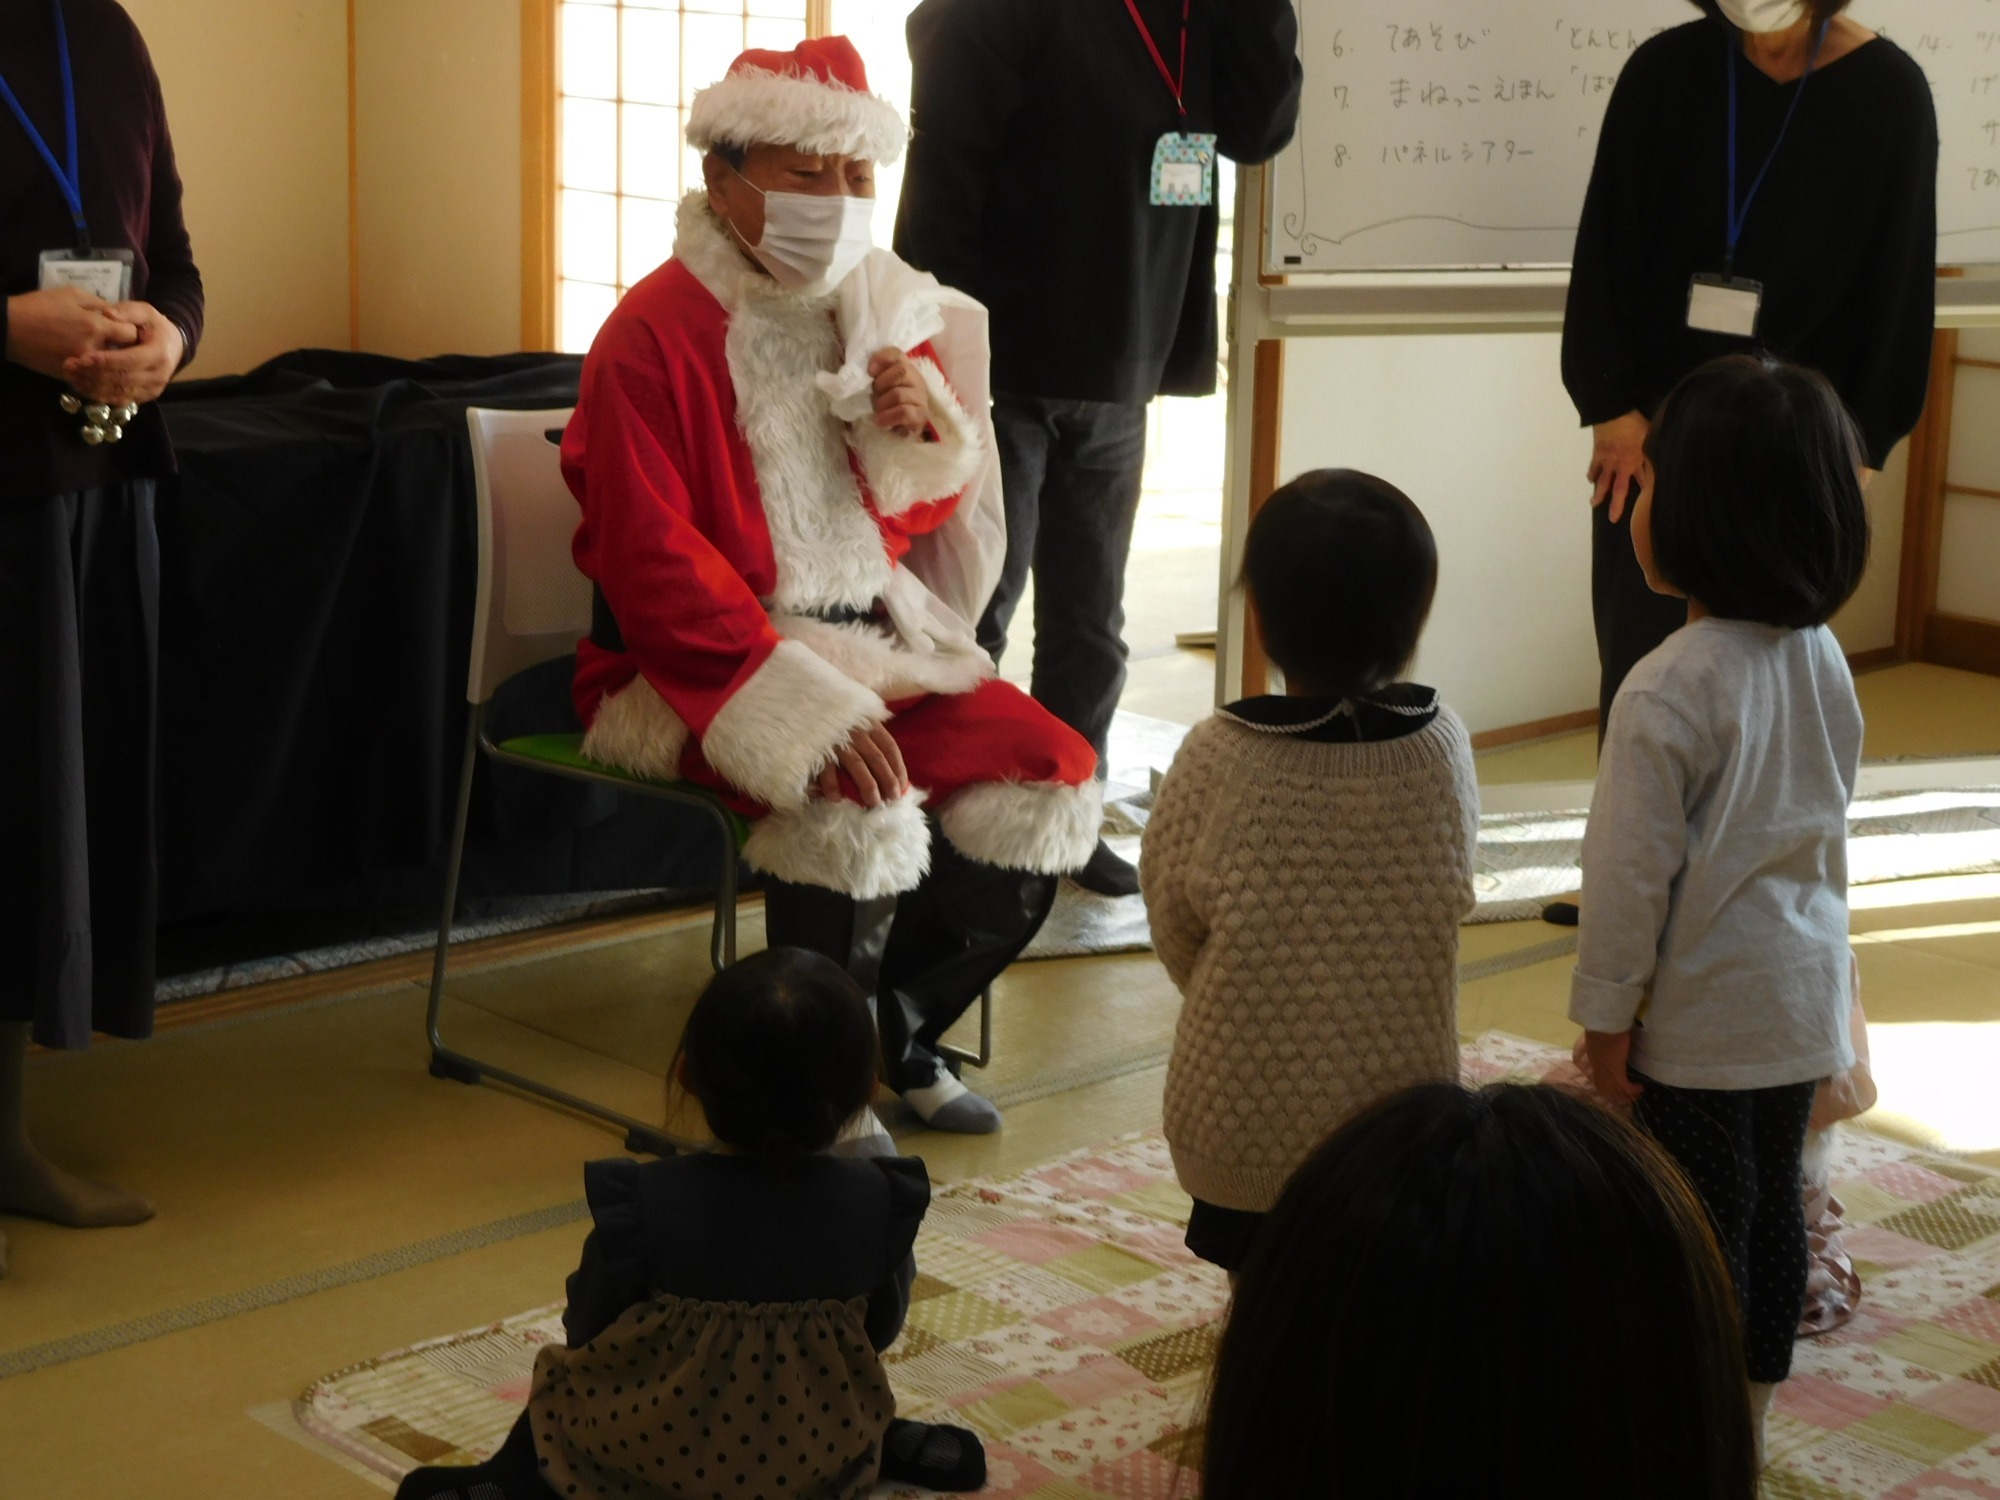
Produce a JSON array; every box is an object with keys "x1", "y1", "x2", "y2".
[{"x1": 686, "y1": 36, "x2": 906, "y2": 165}]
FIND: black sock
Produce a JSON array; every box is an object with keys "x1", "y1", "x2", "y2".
[{"x1": 879, "y1": 1417, "x2": 988, "y2": 1492}]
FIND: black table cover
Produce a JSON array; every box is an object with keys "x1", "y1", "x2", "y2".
[{"x1": 155, "y1": 350, "x2": 727, "y2": 942}]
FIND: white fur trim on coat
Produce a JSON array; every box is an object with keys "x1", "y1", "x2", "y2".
[
  {"x1": 701, "y1": 639, "x2": 886, "y2": 812},
  {"x1": 580, "y1": 675, "x2": 690, "y2": 782},
  {"x1": 846, "y1": 357, "x2": 984, "y2": 518},
  {"x1": 774, "y1": 614, "x2": 993, "y2": 702},
  {"x1": 743, "y1": 789, "x2": 931, "y2": 900},
  {"x1": 689, "y1": 203, "x2": 893, "y2": 614},
  {"x1": 938, "y1": 779, "x2": 1104, "y2": 875},
  {"x1": 687, "y1": 67, "x2": 906, "y2": 165}
]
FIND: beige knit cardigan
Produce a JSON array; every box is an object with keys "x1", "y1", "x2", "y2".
[{"x1": 1141, "y1": 709, "x2": 1480, "y2": 1212}]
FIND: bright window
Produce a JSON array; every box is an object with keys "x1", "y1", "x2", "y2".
[{"x1": 556, "y1": 0, "x2": 811, "y2": 353}]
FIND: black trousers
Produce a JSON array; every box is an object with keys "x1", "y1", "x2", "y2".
[
  {"x1": 0, "y1": 484, "x2": 160, "y2": 1049},
  {"x1": 1634, "y1": 1074, "x2": 1820, "y2": 1384},
  {"x1": 763, "y1": 828, "x2": 1057, "y2": 1094},
  {"x1": 979, "y1": 394, "x2": 1149, "y2": 765},
  {"x1": 1592, "y1": 488, "x2": 1689, "y2": 743}
]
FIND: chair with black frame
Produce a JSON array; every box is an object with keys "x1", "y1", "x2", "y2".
[
  {"x1": 424, "y1": 407, "x2": 747, "y2": 1157},
  {"x1": 426, "y1": 408, "x2": 994, "y2": 1156}
]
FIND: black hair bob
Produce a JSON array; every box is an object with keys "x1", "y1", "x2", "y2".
[
  {"x1": 1242, "y1": 469, "x2": 1438, "y2": 698},
  {"x1": 1202, "y1": 1083, "x2": 1758, "y2": 1500},
  {"x1": 674, "y1": 947, "x2": 878, "y2": 1159},
  {"x1": 1644, "y1": 353, "x2": 1870, "y2": 628}
]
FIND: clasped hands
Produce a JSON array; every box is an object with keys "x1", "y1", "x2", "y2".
[{"x1": 4, "y1": 285, "x2": 184, "y2": 407}]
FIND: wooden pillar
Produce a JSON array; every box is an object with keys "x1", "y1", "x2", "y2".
[
  {"x1": 519, "y1": 0, "x2": 559, "y2": 353},
  {"x1": 1897, "y1": 324, "x2": 1959, "y2": 662},
  {"x1": 1237, "y1": 339, "x2": 1286, "y2": 697}
]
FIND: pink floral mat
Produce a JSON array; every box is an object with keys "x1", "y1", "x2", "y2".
[{"x1": 294, "y1": 1033, "x2": 2000, "y2": 1498}]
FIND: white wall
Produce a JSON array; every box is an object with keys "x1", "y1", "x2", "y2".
[
  {"x1": 1276, "y1": 332, "x2": 1596, "y2": 736},
  {"x1": 124, "y1": 0, "x2": 352, "y2": 376},
  {"x1": 1830, "y1": 439, "x2": 1907, "y2": 656},
  {"x1": 1278, "y1": 332, "x2": 1913, "y2": 736}
]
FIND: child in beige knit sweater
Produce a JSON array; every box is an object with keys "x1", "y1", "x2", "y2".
[{"x1": 1140, "y1": 470, "x2": 1480, "y2": 1273}]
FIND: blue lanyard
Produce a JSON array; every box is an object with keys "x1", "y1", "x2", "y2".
[
  {"x1": 1724, "y1": 20, "x2": 1826, "y2": 278},
  {"x1": 0, "y1": 0, "x2": 88, "y2": 252}
]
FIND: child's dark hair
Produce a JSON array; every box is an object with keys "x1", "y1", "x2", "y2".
[
  {"x1": 674, "y1": 948, "x2": 878, "y2": 1159},
  {"x1": 1203, "y1": 1083, "x2": 1756, "y2": 1500},
  {"x1": 1242, "y1": 469, "x2": 1437, "y2": 697},
  {"x1": 1645, "y1": 354, "x2": 1870, "y2": 628}
]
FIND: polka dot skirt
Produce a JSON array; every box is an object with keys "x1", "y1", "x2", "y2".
[{"x1": 530, "y1": 1294, "x2": 894, "y2": 1500}]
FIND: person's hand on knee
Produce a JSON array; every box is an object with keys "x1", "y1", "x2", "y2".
[{"x1": 816, "y1": 722, "x2": 910, "y2": 806}]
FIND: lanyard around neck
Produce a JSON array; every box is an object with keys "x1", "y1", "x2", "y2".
[
  {"x1": 0, "y1": 0, "x2": 87, "y2": 253},
  {"x1": 1121, "y1": 0, "x2": 1190, "y2": 118},
  {"x1": 1724, "y1": 20, "x2": 1826, "y2": 278}
]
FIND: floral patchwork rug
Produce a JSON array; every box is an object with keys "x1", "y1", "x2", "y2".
[{"x1": 293, "y1": 1032, "x2": 2000, "y2": 1498}]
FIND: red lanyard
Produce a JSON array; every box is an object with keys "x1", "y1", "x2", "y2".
[{"x1": 1122, "y1": 0, "x2": 1190, "y2": 117}]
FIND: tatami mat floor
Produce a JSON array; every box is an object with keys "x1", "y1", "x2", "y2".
[{"x1": 5, "y1": 661, "x2": 2000, "y2": 1498}]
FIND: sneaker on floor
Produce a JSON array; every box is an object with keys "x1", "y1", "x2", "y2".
[
  {"x1": 1541, "y1": 900, "x2": 1580, "y2": 927},
  {"x1": 1073, "y1": 838, "x2": 1140, "y2": 897},
  {"x1": 902, "y1": 1067, "x2": 1002, "y2": 1134}
]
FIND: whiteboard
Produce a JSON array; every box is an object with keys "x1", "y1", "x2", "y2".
[{"x1": 1264, "y1": 0, "x2": 2000, "y2": 273}]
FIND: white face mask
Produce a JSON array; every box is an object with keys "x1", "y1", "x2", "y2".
[
  {"x1": 728, "y1": 172, "x2": 876, "y2": 293},
  {"x1": 1715, "y1": 0, "x2": 1808, "y2": 34}
]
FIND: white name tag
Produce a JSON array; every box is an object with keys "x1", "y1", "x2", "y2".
[
  {"x1": 1687, "y1": 273, "x2": 1762, "y2": 339},
  {"x1": 39, "y1": 249, "x2": 133, "y2": 303}
]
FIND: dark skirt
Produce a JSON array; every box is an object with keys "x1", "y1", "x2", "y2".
[{"x1": 0, "y1": 483, "x2": 160, "y2": 1049}]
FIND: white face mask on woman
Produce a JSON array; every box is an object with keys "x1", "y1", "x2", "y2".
[
  {"x1": 728, "y1": 170, "x2": 876, "y2": 293},
  {"x1": 1714, "y1": 0, "x2": 1808, "y2": 34}
]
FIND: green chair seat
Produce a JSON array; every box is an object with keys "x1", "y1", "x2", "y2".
[{"x1": 494, "y1": 733, "x2": 751, "y2": 847}]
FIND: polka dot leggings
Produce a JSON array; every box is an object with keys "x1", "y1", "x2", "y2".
[{"x1": 1634, "y1": 1074, "x2": 1820, "y2": 1384}]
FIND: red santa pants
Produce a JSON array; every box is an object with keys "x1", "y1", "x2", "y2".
[{"x1": 678, "y1": 676, "x2": 1097, "y2": 819}]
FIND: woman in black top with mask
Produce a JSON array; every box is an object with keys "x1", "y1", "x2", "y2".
[{"x1": 1563, "y1": 0, "x2": 1936, "y2": 733}]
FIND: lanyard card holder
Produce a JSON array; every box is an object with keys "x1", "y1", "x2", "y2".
[
  {"x1": 1152, "y1": 132, "x2": 1218, "y2": 207},
  {"x1": 1687, "y1": 272, "x2": 1762, "y2": 339},
  {"x1": 40, "y1": 247, "x2": 133, "y2": 303}
]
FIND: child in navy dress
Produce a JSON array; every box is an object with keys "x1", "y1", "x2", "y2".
[{"x1": 396, "y1": 948, "x2": 984, "y2": 1499}]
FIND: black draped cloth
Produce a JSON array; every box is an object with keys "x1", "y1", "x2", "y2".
[{"x1": 154, "y1": 351, "x2": 729, "y2": 965}]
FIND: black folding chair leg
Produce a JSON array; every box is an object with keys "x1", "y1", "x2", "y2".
[
  {"x1": 938, "y1": 987, "x2": 994, "y2": 1073},
  {"x1": 708, "y1": 802, "x2": 739, "y2": 972}
]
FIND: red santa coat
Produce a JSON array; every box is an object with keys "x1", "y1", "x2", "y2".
[{"x1": 564, "y1": 196, "x2": 1098, "y2": 899}]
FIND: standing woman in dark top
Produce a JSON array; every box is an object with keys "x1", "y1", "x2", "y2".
[
  {"x1": 0, "y1": 0, "x2": 202, "y2": 1278},
  {"x1": 1563, "y1": 0, "x2": 1937, "y2": 732}
]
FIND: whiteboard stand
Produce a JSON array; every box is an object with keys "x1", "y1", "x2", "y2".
[{"x1": 1215, "y1": 164, "x2": 2000, "y2": 706}]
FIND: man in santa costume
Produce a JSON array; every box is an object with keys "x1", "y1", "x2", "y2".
[{"x1": 562, "y1": 37, "x2": 1099, "y2": 1134}]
